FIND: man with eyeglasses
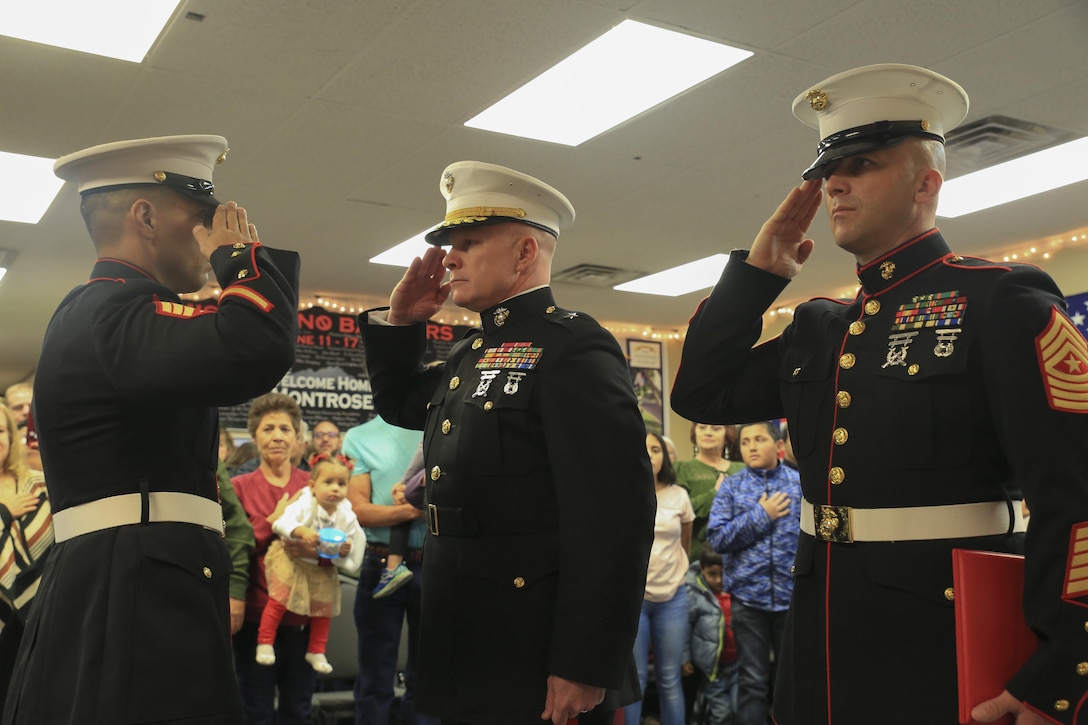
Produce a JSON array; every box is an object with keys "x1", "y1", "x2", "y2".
[{"x1": 311, "y1": 420, "x2": 342, "y2": 460}]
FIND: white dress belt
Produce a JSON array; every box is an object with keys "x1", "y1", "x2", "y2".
[
  {"x1": 52, "y1": 492, "x2": 225, "y2": 543},
  {"x1": 800, "y1": 497, "x2": 1026, "y2": 543}
]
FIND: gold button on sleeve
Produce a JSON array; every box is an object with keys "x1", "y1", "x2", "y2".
[{"x1": 944, "y1": 587, "x2": 954, "y2": 601}]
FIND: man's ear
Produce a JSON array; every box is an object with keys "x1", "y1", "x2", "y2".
[
  {"x1": 514, "y1": 234, "x2": 539, "y2": 270},
  {"x1": 915, "y1": 167, "x2": 943, "y2": 205},
  {"x1": 132, "y1": 198, "x2": 156, "y2": 240}
]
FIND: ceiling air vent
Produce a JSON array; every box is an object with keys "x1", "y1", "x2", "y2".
[
  {"x1": 552, "y1": 263, "x2": 642, "y2": 287},
  {"x1": 944, "y1": 114, "x2": 1077, "y2": 179}
]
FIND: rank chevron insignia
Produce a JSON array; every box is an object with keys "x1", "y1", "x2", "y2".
[{"x1": 1036, "y1": 306, "x2": 1088, "y2": 413}]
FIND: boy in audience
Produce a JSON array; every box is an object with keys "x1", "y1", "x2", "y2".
[{"x1": 685, "y1": 549, "x2": 737, "y2": 724}]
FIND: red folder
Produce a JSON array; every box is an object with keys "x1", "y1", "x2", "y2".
[{"x1": 952, "y1": 549, "x2": 1037, "y2": 725}]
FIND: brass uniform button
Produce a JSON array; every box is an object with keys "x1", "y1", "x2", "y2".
[
  {"x1": 441, "y1": 419, "x2": 452, "y2": 434},
  {"x1": 154, "y1": 170, "x2": 167, "y2": 183},
  {"x1": 472, "y1": 338, "x2": 483, "y2": 350},
  {"x1": 848, "y1": 321, "x2": 866, "y2": 335},
  {"x1": 864, "y1": 299, "x2": 881, "y2": 315},
  {"x1": 908, "y1": 364, "x2": 920, "y2": 376},
  {"x1": 430, "y1": 466, "x2": 442, "y2": 481},
  {"x1": 545, "y1": 306, "x2": 556, "y2": 314},
  {"x1": 836, "y1": 391, "x2": 852, "y2": 408},
  {"x1": 944, "y1": 587, "x2": 955, "y2": 601},
  {"x1": 449, "y1": 376, "x2": 460, "y2": 390},
  {"x1": 203, "y1": 567, "x2": 213, "y2": 579},
  {"x1": 833, "y1": 428, "x2": 848, "y2": 445},
  {"x1": 483, "y1": 401, "x2": 494, "y2": 411},
  {"x1": 513, "y1": 577, "x2": 526, "y2": 589},
  {"x1": 839, "y1": 353, "x2": 856, "y2": 369},
  {"x1": 829, "y1": 467, "x2": 845, "y2": 485},
  {"x1": 1076, "y1": 662, "x2": 1088, "y2": 676},
  {"x1": 792, "y1": 367, "x2": 801, "y2": 376},
  {"x1": 1055, "y1": 700, "x2": 1070, "y2": 712}
]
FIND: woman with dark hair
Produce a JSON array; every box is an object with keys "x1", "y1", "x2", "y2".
[
  {"x1": 624, "y1": 431, "x2": 695, "y2": 725},
  {"x1": 231, "y1": 392, "x2": 316, "y2": 723},
  {"x1": 675, "y1": 423, "x2": 744, "y2": 563}
]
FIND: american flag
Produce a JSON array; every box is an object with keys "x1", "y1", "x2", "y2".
[{"x1": 1066, "y1": 291, "x2": 1088, "y2": 341}]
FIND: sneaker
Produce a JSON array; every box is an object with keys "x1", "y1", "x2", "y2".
[
  {"x1": 372, "y1": 562, "x2": 414, "y2": 599},
  {"x1": 255, "y1": 643, "x2": 276, "y2": 666}
]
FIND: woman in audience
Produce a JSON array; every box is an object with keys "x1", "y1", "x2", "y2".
[
  {"x1": 675, "y1": 423, "x2": 744, "y2": 563},
  {"x1": 231, "y1": 393, "x2": 316, "y2": 723},
  {"x1": 219, "y1": 426, "x2": 237, "y2": 465},
  {"x1": 0, "y1": 405, "x2": 53, "y2": 709},
  {"x1": 624, "y1": 431, "x2": 694, "y2": 725}
]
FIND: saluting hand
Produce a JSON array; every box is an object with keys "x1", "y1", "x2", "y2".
[
  {"x1": 388, "y1": 246, "x2": 451, "y2": 325},
  {"x1": 193, "y1": 201, "x2": 259, "y2": 260},
  {"x1": 746, "y1": 179, "x2": 823, "y2": 279}
]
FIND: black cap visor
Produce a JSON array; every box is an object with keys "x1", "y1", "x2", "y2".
[
  {"x1": 801, "y1": 120, "x2": 944, "y2": 180},
  {"x1": 425, "y1": 216, "x2": 558, "y2": 245}
]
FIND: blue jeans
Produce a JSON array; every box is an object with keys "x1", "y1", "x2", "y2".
[
  {"x1": 623, "y1": 587, "x2": 688, "y2": 725},
  {"x1": 233, "y1": 620, "x2": 315, "y2": 724},
  {"x1": 354, "y1": 553, "x2": 438, "y2": 725},
  {"x1": 731, "y1": 601, "x2": 787, "y2": 725},
  {"x1": 694, "y1": 661, "x2": 737, "y2": 725}
]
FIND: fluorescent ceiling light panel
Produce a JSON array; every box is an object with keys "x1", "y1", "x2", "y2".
[
  {"x1": 939, "y1": 137, "x2": 1088, "y2": 218},
  {"x1": 0, "y1": 0, "x2": 181, "y2": 62},
  {"x1": 615, "y1": 254, "x2": 729, "y2": 297},
  {"x1": 370, "y1": 231, "x2": 434, "y2": 267},
  {"x1": 0, "y1": 151, "x2": 65, "y2": 224},
  {"x1": 465, "y1": 20, "x2": 753, "y2": 146}
]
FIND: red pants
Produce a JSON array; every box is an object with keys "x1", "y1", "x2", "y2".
[{"x1": 257, "y1": 599, "x2": 331, "y2": 654}]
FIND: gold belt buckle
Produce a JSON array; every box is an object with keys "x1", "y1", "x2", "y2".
[
  {"x1": 427, "y1": 503, "x2": 439, "y2": 536},
  {"x1": 815, "y1": 504, "x2": 853, "y2": 543}
]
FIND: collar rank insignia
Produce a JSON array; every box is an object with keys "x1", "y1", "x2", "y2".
[
  {"x1": 880, "y1": 261, "x2": 895, "y2": 280},
  {"x1": 494, "y1": 307, "x2": 510, "y2": 326},
  {"x1": 1036, "y1": 306, "x2": 1088, "y2": 413},
  {"x1": 476, "y1": 342, "x2": 543, "y2": 370}
]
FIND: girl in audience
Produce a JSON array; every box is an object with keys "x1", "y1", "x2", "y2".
[
  {"x1": 256, "y1": 453, "x2": 364, "y2": 673},
  {"x1": 624, "y1": 431, "x2": 694, "y2": 725}
]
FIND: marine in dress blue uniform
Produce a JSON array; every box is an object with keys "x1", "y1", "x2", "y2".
[
  {"x1": 3, "y1": 136, "x2": 299, "y2": 725},
  {"x1": 360, "y1": 162, "x2": 655, "y2": 725},
  {"x1": 672, "y1": 65, "x2": 1088, "y2": 725}
]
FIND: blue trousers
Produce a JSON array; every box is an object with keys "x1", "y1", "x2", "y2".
[
  {"x1": 624, "y1": 587, "x2": 688, "y2": 725},
  {"x1": 731, "y1": 601, "x2": 787, "y2": 725},
  {"x1": 353, "y1": 553, "x2": 438, "y2": 725},
  {"x1": 233, "y1": 620, "x2": 315, "y2": 724}
]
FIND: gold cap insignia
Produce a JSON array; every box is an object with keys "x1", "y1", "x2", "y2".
[
  {"x1": 806, "y1": 89, "x2": 829, "y2": 112},
  {"x1": 443, "y1": 170, "x2": 454, "y2": 194},
  {"x1": 920, "y1": 120, "x2": 930, "y2": 132},
  {"x1": 216, "y1": 148, "x2": 230, "y2": 164},
  {"x1": 153, "y1": 171, "x2": 167, "y2": 183}
]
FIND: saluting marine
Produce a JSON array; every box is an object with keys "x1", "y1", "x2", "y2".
[
  {"x1": 360, "y1": 161, "x2": 655, "y2": 725},
  {"x1": 4, "y1": 135, "x2": 299, "y2": 725},
  {"x1": 672, "y1": 65, "x2": 1088, "y2": 725}
]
